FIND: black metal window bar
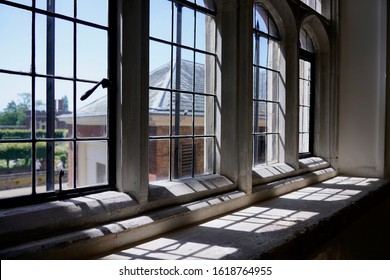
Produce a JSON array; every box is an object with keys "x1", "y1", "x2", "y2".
[
  {"x1": 0, "y1": 0, "x2": 114, "y2": 205},
  {"x1": 252, "y1": 3, "x2": 282, "y2": 166},
  {"x1": 149, "y1": 0, "x2": 217, "y2": 181}
]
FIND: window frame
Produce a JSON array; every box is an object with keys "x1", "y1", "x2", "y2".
[
  {"x1": 252, "y1": 2, "x2": 283, "y2": 167},
  {"x1": 148, "y1": 0, "x2": 217, "y2": 182},
  {"x1": 0, "y1": 0, "x2": 116, "y2": 207},
  {"x1": 299, "y1": 49, "x2": 316, "y2": 158}
]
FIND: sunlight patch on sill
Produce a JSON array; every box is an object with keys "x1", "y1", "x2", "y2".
[
  {"x1": 199, "y1": 206, "x2": 318, "y2": 234},
  {"x1": 280, "y1": 187, "x2": 362, "y2": 201},
  {"x1": 253, "y1": 163, "x2": 295, "y2": 179},
  {"x1": 102, "y1": 237, "x2": 238, "y2": 260},
  {"x1": 322, "y1": 176, "x2": 379, "y2": 186}
]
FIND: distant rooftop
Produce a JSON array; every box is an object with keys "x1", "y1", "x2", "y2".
[
  {"x1": 58, "y1": 59, "x2": 266, "y2": 123},
  {"x1": 149, "y1": 59, "x2": 206, "y2": 114}
]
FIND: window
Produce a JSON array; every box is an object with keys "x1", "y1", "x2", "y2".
[
  {"x1": 300, "y1": 0, "x2": 331, "y2": 19},
  {"x1": 252, "y1": 3, "x2": 282, "y2": 166},
  {"x1": 300, "y1": 0, "x2": 322, "y2": 13},
  {"x1": 0, "y1": 0, "x2": 112, "y2": 202},
  {"x1": 149, "y1": 0, "x2": 216, "y2": 181},
  {"x1": 299, "y1": 28, "x2": 315, "y2": 156}
]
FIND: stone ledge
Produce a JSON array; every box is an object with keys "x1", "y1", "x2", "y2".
[
  {"x1": 253, "y1": 157, "x2": 330, "y2": 186},
  {"x1": 0, "y1": 191, "x2": 140, "y2": 248},
  {"x1": 0, "y1": 175, "x2": 234, "y2": 249},
  {"x1": 101, "y1": 176, "x2": 390, "y2": 260},
  {"x1": 0, "y1": 168, "x2": 336, "y2": 259}
]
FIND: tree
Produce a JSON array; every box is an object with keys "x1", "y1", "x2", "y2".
[
  {"x1": 0, "y1": 93, "x2": 32, "y2": 126},
  {"x1": 62, "y1": 95, "x2": 69, "y2": 112},
  {"x1": 0, "y1": 101, "x2": 26, "y2": 126}
]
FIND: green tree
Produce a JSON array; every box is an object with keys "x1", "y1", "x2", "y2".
[
  {"x1": 0, "y1": 93, "x2": 32, "y2": 126},
  {"x1": 0, "y1": 101, "x2": 26, "y2": 126}
]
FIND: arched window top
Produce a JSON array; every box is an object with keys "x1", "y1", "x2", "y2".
[
  {"x1": 253, "y1": 3, "x2": 280, "y2": 39},
  {"x1": 299, "y1": 28, "x2": 314, "y2": 53}
]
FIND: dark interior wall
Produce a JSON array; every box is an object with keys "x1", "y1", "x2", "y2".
[{"x1": 311, "y1": 196, "x2": 390, "y2": 259}]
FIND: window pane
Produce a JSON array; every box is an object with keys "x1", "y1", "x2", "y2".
[
  {"x1": 173, "y1": 4, "x2": 194, "y2": 48},
  {"x1": 77, "y1": 24, "x2": 108, "y2": 81},
  {"x1": 253, "y1": 3, "x2": 268, "y2": 32},
  {"x1": 76, "y1": 141, "x2": 108, "y2": 187},
  {"x1": 150, "y1": 0, "x2": 172, "y2": 42},
  {"x1": 149, "y1": 139, "x2": 170, "y2": 182},
  {"x1": 35, "y1": 78, "x2": 73, "y2": 138},
  {"x1": 253, "y1": 101, "x2": 266, "y2": 134},
  {"x1": 316, "y1": 0, "x2": 323, "y2": 14},
  {"x1": 0, "y1": 143, "x2": 32, "y2": 199},
  {"x1": 172, "y1": 47, "x2": 194, "y2": 92},
  {"x1": 253, "y1": 67, "x2": 267, "y2": 100},
  {"x1": 0, "y1": 5, "x2": 31, "y2": 72},
  {"x1": 172, "y1": 93, "x2": 193, "y2": 136},
  {"x1": 300, "y1": 28, "x2": 314, "y2": 53},
  {"x1": 36, "y1": 141, "x2": 73, "y2": 192},
  {"x1": 253, "y1": 135, "x2": 265, "y2": 165},
  {"x1": 266, "y1": 71, "x2": 278, "y2": 101},
  {"x1": 195, "y1": 137, "x2": 213, "y2": 176},
  {"x1": 195, "y1": 52, "x2": 215, "y2": 94},
  {"x1": 77, "y1": 82, "x2": 107, "y2": 138},
  {"x1": 36, "y1": 0, "x2": 74, "y2": 17},
  {"x1": 300, "y1": 80, "x2": 311, "y2": 106},
  {"x1": 267, "y1": 134, "x2": 279, "y2": 164},
  {"x1": 196, "y1": 0, "x2": 215, "y2": 11},
  {"x1": 35, "y1": 14, "x2": 47, "y2": 75},
  {"x1": 149, "y1": 89, "x2": 171, "y2": 137},
  {"x1": 300, "y1": 60, "x2": 311, "y2": 79},
  {"x1": 299, "y1": 133, "x2": 310, "y2": 154},
  {"x1": 195, "y1": 94, "x2": 214, "y2": 136},
  {"x1": 149, "y1": 40, "x2": 171, "y2": 85},
  {"x1": 253, "y1": 36, "x2": 268, "y2": 68},
  {"x1": 36, "y1": 15, "x2": 73, "y2": 78},
  {"x1": 172, "y1": 137, "x2": 193, "y2": 179},
  {"x1": 196, "y1": 11, "x2": 216, "y2": 53},
  {"x1": 300, "y1": 106, "x2": 310, "y2": 133},
  {"x1": 77, "y1": 0, "x2": 108, "y2": 27},
  {"x1": 267, "y1": 102, "x2": 279, "y2": 134},
  {"x1": 55, "y1": 18, "x2": 74, "y2": 78},
  {"x1": 0, "y1": 74, "x2": 31, "y2": 137},
  {"x1": 268, "y1": 40, "x2": 280, "y2": 70}
]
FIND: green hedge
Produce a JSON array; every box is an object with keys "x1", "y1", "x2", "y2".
[
  {"x1": 0, "y1": 142, "x2": 68, "y2": 168},
  {"x1": 0, "y1": 129, "x2": 68, "y2": 139}
]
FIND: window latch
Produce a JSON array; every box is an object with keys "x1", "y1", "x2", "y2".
[{"x1": 80, "y1": 78, "x2": 111, "y2": 101}]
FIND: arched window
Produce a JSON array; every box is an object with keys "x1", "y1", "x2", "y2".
[
  {"x1": 252, "y1": 3, "x2": 282, "y2": 166},
  {"x1": 299, "y1": 27, "x2": 315, "y2": 156},
  {"x1": 149, "y1": 0, "x2": 217, "y2": 181}
]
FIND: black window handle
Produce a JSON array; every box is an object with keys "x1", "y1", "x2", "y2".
[{"x1": 80, "y1": 78, "x2": 111, "y2": 101}]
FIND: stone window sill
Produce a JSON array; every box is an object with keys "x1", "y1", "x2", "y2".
[{"x1": 252, "y1": 157, "x2": 330, "y2": 186}]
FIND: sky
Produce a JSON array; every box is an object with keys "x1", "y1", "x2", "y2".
[
  {"x1": 0, "y1": 0, "x2": 213, "y2": 112},
  {"x1": 0, "y1": 0, "x2": 108, "y2": 111}
]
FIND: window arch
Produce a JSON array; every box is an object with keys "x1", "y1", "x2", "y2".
[
  {"x1": 252, "y1": 3, "x2": 283, "y2": 166},
  {"x1": 298, "y1": 14, "x2": 333, "y2": 163}
]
